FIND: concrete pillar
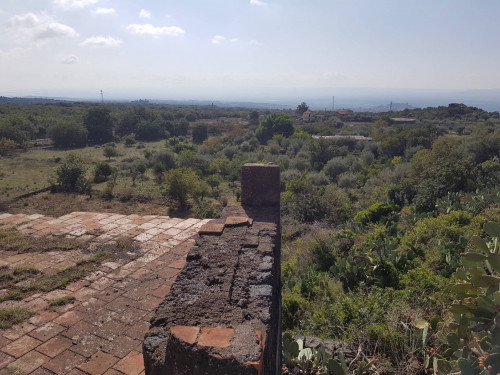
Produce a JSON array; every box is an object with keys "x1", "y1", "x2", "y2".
[{"x1": 241, "y1": 163, "x2": 280, "y2": 207}]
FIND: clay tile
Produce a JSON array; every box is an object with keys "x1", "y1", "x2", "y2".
[
  {"x1": 225, "y1": 216, "x2": 251, "y2": 227},
  {"x1": 199, "y1": 223, "x2": 225, "y2": 235},
  {"x1": 197, "y1": 327, "x2": 234, "y2": 348},
  {"x1": 170, "y1": 326, "x2": 200, "y2": 345}
]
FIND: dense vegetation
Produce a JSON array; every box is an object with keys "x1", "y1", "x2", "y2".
[{"x1": 0, "y1": 101, "x2": 499, "y2": 374}]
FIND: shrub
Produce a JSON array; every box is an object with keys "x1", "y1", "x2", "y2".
[
  {"x1": 47, "y1": 122, "x2": 87, "y2": 148},
  {"x1": 101, "y1": 180, "x2": 114, "y2": 201},
  {"x1": 0, "y1": 138, "x2": 17, "y2": 156},
  {"x1": 337, "y1": 173, "x2": 357, "y2": 189},
  {"x1": 282, "y1": 292, "x2": 310, "y2": 330},
  {"x1": 321, "y1": 185, "x2": 353, "y2": 225},
  {"x1": 103, "y1": 146, "x2": 118, "y2": 160},
  {"x1": 355, "y1": 202, "x2": 399, "y2": 225},
  {"x1": 136, "y1": 120, "x2": 163, "y2": 141},
  {"x1": 123, "y1": 134, "x2": 136, "y2": 147},
  {"x1": 306, "y1": 172, "x2": 329, "y2": 186},
  {"x1": 164, "y1": 168, "x2": 200, "y2": 206},
  {"x1": 84, "y1": 107, "x2": 114, "y2": 144},
  {"x1": 192, "y1": 124, "x2": 208, "y2": 144},
  {"x1": 323, "y1": 157, "x2": 349, "y2": 180},
  {"x1": 310, "y1": 238, "x2": 336, "y2": 272},
  {"x1": 396, "y1": 267, "x2": 450, "y2": 311},
  {"x1": 56, "y1": 153, "x2": 89, "y2": 193},
  {"x1": 94, "y1": 162, "x2": 113, "y2": 183},
  {"x1": 118, "y1": 187, "x2": 134, "y2": 202},
  {"x1": 191, "y1": 202, "x2": 221, "y2": 219},
  {"x1": 256, "y1": 113, "x2": 294, "y2": 144},
  {"x1": 153, "y1": 150, "x2": 176, "y2": 171}
]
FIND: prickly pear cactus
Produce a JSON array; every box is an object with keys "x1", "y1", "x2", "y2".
[{"x1": 434, "y1": 221, "x2": 500, "y2": 375}]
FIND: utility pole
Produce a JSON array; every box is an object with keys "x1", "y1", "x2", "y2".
[
  {"x1": 332, "y1": 96, "x2": 335, "y2": 111},
  {"x1": 101, "y1": 90, "x2": 104, "y2": 104}
]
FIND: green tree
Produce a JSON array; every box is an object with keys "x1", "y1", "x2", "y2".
[
  {"x1": 205, "y1": 175, "x2": 221, "y2": 194},
  {"x1": 116, "y1": 112, "x2": 139, "y2": 136},
  {"x1": 123, "y1": 134, "x2": 136, "y2": 147},
  {"x1": 412, "y1": 137, "x2": 478, "y2": 212},
  {"x1": 296, "y1": 101, "x2": 309, "y2": 115},
  {"x1": 103, "y1": 146, "x2": 118, "y2": 160},
  {"x1": 164, "y1": 168, "x2": 200, "y2": 206},
  {"x1": 56, "y1": 153, "x2": 89, "y2": 192},
  {"x1": 116, "y1": 107, "x2": 149, "y2": 136},
  {"x1": 192, "y1": 124, "x2": 208, "y2": 144},
  {"x1": 0, "y1": 138, "x2": 17, "y2": 156},
  {"x1": 153, "y1": 150, "x2": 176, "y2": 171},
  {"x1": 256, "y1": 113, "x2": 294, "y2": 144},
  {"x1": 153, "y1": 163, "x2": 166, "y2": 184},
  {"x1": 249, "y1": 110, "x2": 259, "y2": 126},
  {"x1": 282, "y1": 177, "x2": 324, "y2": 222},
  {"x1": 135, "y1": 120, "x2": 163, "y2": 141},
  {"x1": 0, "y1": 117, "x2": 33, "y2": 144},
  {"x1": 48, "y1": 122, "x2": 87, "y2": 148},
  {"x1": 84, "y1": 107, "x2": 114, "y2": 144},
  {"x1": 173, "y1": 119, "x2": 189, "y2": 136},
  {"x1": 94, "y1": 162, "x2": 113, "y2": 183}
]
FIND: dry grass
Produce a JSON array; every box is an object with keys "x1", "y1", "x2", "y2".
[
  {"x1": 0, "y1": 252, "x2": 111, "y2": 303},
  {"x1": 8, "y1": 191, "x2": 172, "y2": 216},
  {"x1": 1, "y1": 140, "x2": 236, "y2": 217},
  {"x1": 0, "y1": 226, "x2": 79, "y2": 253},
  {"x1": 0, "y1": 140, "x2": 166, "y2": 201},
  {"x1": 46, "y1": 296, "x2": 76, "y2": 311},
  {"x1": 0, "y1": 308, "x2": 35, "y2": 329}
]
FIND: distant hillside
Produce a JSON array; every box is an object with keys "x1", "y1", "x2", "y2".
[
  {"x1": 0, "y1": 96, "x2": 70, "y2": 104},
  {"x1": 356, "y1": 102, "x2": 415, "y2": 112}
]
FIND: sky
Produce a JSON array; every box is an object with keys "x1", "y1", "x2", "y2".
[{"x1": 1, "y1": 0, "x2": 500, "y2": 104}]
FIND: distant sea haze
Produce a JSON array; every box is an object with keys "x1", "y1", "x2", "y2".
[{"x1": 2, "y1": 87, "x2": 500, "y2": 112}]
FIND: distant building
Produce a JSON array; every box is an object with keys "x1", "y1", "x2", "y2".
[{"x1": 302, "y1": 109, "x2": 313, "y2": 122}]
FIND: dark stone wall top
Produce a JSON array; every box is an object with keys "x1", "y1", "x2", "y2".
[
  {"x1": 143, "y1": 205, "x2": 281, "y2": 375},
  {"x1": 241, "y1": 163, "x2": 280, "y2": 207}
]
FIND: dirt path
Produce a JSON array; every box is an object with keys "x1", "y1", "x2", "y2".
[{"x1": 0, "y1": 211, "x2": 209, "y2": 374}]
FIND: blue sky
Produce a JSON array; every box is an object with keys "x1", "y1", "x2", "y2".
[{"x1": 1, "y1": 0, "x2": 500, "y2": 102}]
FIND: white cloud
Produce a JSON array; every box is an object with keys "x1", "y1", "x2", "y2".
[
  {"x1": 81, "y1": 36, "x2": 122, "y2": 47},
  {"x1": 211, "y1": 35, "x2": 224, "y2": 44},
  {"x1": 139, "y1": 9, "x2": 151, "y2": 19},
  {"x1": 7, "y1": 13, "x2": 78, "y2": 40},
  {"x1": 250, "y1": 0, "x2": 268, "y2": 6},
  {"x1": 93, "y1": 7, "x2": 115, "y2": 15},
  {"x1": 61, "y1": 55, "x2": 79, "y2": 64},
  {"x1": 212, "y1": 35, "x2": 240, "y2": 44},
  {"x1": 211, "y1": 35, "x2": 258, "y2": 46},
  {"x1": 54, "y1": 0, "x2": 98, "y2": 9},
  {"x1": 127, "y1": 24, "x2": 185, "y2": 36}
]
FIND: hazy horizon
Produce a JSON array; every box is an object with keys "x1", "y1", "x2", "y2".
[
  {"x1": 2, "y1": 0, "x2": 500, "y2": 107},
  {"x1": 4, "y1": 86, "x2": 500, "y2": 112}
]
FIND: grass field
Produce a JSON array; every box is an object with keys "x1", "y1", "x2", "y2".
[
  {"x1": 1, "y1": 140, "x2": 237, "y2": 217},
  {"x1": 0, "y1": 141, "x2": 168, "y2": 199}
]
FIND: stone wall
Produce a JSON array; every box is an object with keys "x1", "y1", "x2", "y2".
[{"x1": 143, "y1": 164, "x2": 281, "y2": 375}]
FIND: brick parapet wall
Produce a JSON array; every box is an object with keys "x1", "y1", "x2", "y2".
[{"x1": 143, "y1": 164, "x2": 281, "y2": 375}]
